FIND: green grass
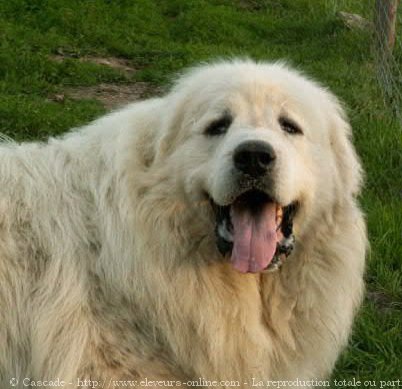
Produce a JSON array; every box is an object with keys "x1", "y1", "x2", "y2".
[{"x1": 0, "y1": 0, "x2": 401, "y2": 384}]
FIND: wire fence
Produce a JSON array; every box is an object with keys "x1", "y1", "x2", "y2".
[
  {"x1": 325, "y1": 0, "x2": 402, "y2": 126},
  {"x1": 373, "y1": 0, "x2": 402, "y2": 123}
]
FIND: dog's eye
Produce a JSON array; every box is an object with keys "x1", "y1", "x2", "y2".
[
  {"x1": 205, "y1": 114, "x2": 233, "y2": 136},
  {"x1": 279, "y1": 117, "x2": 303, "y2": 135}
]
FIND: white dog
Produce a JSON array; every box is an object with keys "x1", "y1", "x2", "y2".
[{"x1": 0, "y1": 60, "x2": 366, "y2": 388}]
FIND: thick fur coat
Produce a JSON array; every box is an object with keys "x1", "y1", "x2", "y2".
[{"x1": 0, "y1": 60, "x2": 366, "y2": 388}]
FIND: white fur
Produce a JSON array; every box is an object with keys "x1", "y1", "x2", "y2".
[{"x1": 0, "y1": 60, "x2": 366, "y2": 387}]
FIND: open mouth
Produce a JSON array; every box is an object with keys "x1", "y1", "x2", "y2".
[{"x1": 210, "y1": 190, "x2": 298, "y2": 273}]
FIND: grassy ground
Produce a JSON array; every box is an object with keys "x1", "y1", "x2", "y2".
[{"x1": 0, "y1": 0, "x2": 401, "y2": 385}]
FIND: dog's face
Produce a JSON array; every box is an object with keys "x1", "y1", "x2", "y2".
[{"x1": 154, "y1": 61, "x2": 361, "y2": 273}]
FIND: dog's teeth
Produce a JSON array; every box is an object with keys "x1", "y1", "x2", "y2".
[
  {"x1": 278, "y1": 234, "x2": 295, "y2": 256},
  {"x1": 283, "y1": 235, "x2": 295, "y2": 247},
  {"x1": 217, "y1": 221, "x2": 233, "y2": 242},
  {"x1": 264, "y1": 255, "x2": 283, "y2": 272},
  {"x1": 276, "y1": 205, "x2": 283, "y2": 225}
]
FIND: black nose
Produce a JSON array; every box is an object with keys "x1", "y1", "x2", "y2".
[{"x1": 233, "y1": 141, "x2": 276, "y2": 177}]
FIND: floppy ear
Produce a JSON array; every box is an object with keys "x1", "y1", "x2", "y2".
[
  {"x1": 130, "y1": 98, "x2": 169, "y2": 170},
  {"x1": 135, "y1": 126, "x2": 158, "y2": 169},
  {"x1": 327, "y1": 96, "x2": 363, "y2": 198},
  {"x1": 153, "y1": 95, "x2": 191, "y2": 163},
  {"x1": 123, "y1": 114, "x2": 160, "y2": 174}
]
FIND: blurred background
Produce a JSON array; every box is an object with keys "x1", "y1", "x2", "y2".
[{"x1": 0, "y1": 0, "x2": 401, "y2": 383}]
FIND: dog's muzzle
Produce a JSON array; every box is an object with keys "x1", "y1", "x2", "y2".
[{"x1": 208, "y1": 140, "x2": 297, "y2": 273}]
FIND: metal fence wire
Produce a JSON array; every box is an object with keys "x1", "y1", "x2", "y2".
[
  {"x1": 325, "y1": 0, "x2": 402, "y2": 125},
  {"x1": 373, "y1": 0, "x2": 402, "y2": 123}
]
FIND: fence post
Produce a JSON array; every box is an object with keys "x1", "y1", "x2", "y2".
[
  {"x1": 375, "y1": 0, "x2": 399, "y2": 53},
  {"x1": 374, "y1": 0, "x2": 399, "y2": 97}
]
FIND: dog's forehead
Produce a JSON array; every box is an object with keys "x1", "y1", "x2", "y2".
[
  {"x1": 208, "y1": 72, "x2": 311, "y2": 115},
  {"x1": 227, "y1": 83, "x2": 290, "y2": 120},
  {"x1": 215, "y1": 81, "x2": 311, "y2": 132},
  {"x1": 185, "y1": 80, "x2": 295, "y2": 126},
  {"x1": 175, "y1": 62, "x2": 328, "y2": 135}
]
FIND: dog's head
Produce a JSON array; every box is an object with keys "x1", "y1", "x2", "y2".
[{"x1": 152, "y1": 60, "x2": 362, "y2": 273}]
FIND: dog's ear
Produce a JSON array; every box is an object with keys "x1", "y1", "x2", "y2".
[
  {"x1": 136, "y1": 128, "x2": 158, "y2": 169},
  {"x1": 327, "y1": 95, "x2": 363, "y2": 197},
  {"x1": 131, "y1": 99, "x2": 169, "y2": 170},
  {"x1": 126, "y1": 114, "x2": 160, "y2": 172},
  {"x1": 153, "y1": 97, "x2": 189, "y2": 163}
]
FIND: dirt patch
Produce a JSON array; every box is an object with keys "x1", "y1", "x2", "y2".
[
  {"x1": 50, "y1": 83, "x2": 163, "y2": 110},
  {"x1": 50, "y1": 54, "x2": 137, "y2": 75},
  {"x1": 49, "y1": 51, "x2": 160, "y2": 108}
]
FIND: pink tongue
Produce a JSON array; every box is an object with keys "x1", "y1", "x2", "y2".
[{"x1": 230, "y1": 202, "x2": 278, "y2": 273}]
